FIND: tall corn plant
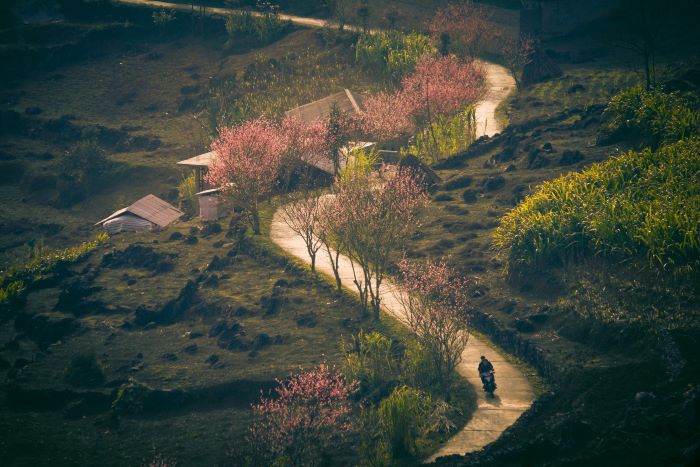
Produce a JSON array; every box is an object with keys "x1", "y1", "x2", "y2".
[
  {"x1": 494, "y1": 138, "x2": 700, "y2": 280},
  {"x1": 400, "y1": 107, "x2": 476, "y2": 164}
]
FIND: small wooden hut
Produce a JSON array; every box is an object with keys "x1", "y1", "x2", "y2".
[{"x1": 96, "y1": 194, "x2": 183, "y2": 234}]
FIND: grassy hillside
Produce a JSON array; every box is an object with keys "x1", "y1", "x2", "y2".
[{"x1": 0, "y1": 9, "x2": 380, "y2": 268}]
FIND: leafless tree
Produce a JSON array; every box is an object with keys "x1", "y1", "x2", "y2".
[
  {"x1": 499, "y1": 34, "x2": 535, "y2": 90},
  {"x1": 280, "y1": 193, "x2": 323, "y2": 272},
  {"x1": 397, "y1": 258, "x2": 474, "y2": 400}
]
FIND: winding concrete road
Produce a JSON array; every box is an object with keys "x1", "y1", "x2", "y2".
[
  {"x1": 116, "y1": 0, "x2": 530, "y2": 459},
  {"x1": 271, "y1": 213, "x2": 534, "y2": 461},
  {"x1": 263, "y1": 29, "x2": 529, "y2": 461},
  {"x1": 115, "y1": 0, "x2": 360, "y2": 30}
]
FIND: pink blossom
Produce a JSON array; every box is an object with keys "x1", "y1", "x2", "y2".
[
  {"x1": 397, "y1": 257, "x2": 474, "y2": 399},
  {"x1": 330, "y1": 167, "x2": 429, "y2": 318},
  {"x1": 360, "y1": 55, "x2": 484, "y2": 143},
  {"x1": 427, "y1": 0, "x2": 495, "y2": 60},
  {"x1": 205, "y1": 118, "x2": 285, "y2": 234},
  {"x1": 206, "y1": 117, "x2": 335, "y2": 233},
  {"x1": 402, "y1": 55, "x2": 485, "y2": 119},
  {"x1": 361, "y1": 91, "x2": 417, "y2": 141},
  {"x1": 247, "y1": 364, "x2": 358, "y2": 465}
]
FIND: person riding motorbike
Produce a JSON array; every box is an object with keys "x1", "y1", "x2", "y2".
[{"x1": 478, "y1": 355, "x2": 496, "y2": 392}]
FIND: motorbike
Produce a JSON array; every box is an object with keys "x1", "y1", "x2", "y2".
[{"x1": 480, "y1": 370, "x2": 497, "y2": 397}]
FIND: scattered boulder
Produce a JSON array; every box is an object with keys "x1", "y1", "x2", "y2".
[
  {"x1": 527, "y1": 148, "x2": 550, "y2": 169},
  {"x1": 296, "y1": 312, "x2": 317, "y2": 328},
  {"x1": 102, "y1": 245, "x2": 175, "y2": 273},
  {"x1": 262, "y1": 285, "x2": 287, "y2": 316},
  {"x1": 207, "y1": 255, "x2": 228, "y2": 271},
  {"x1": 462, "y1": 189, "x2": 478, "y2": 203},
  {"x1": 252, "y1": 333, "x2": 271, "y2": 350},
  {"x1": 559, "y1": 150, "x2": 585, "y2": 166},
  {"x1": 133, "y1": 280, "x2": 199, "y2": 326},
  {"x1": 434, "y1": 193, "x2": 454, "y2": 202},
  {"x1": 442, "y1": 175, "x2": 473, "y2": 191},
  {"x1": 162, "y1": 353, "x2": 178, "y2": 362},
  {"x1": 111, "y1": 381, "x2": 190, "y2": 415},
  {"x1": 205, "y1": 354, "x2": 219, "y2": 365},
  {"x1": 210, "y1": 320, "x2": 247, "y2": 351},
  {"x1": 514, "y1": 317, "x2": 536, "y2": 333},
  {"x1": 567, "y1": 84, "x2": 586, "y2": 94},
  {"x1": 64, "y1": 354, "x2": 104, "y2": 388},
  {"x1": 54, "y1": 278, "x2": 104, "y2": 316},
  {"x1": 483, "y1": 175, "x2": 506, "y2": 192},
  {"x1": 14, "y1": 312, "x2": 79, "y2": 350}
]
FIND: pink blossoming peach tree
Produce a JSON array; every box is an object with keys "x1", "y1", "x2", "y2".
[
  {"x1": 397, "y1": 258, "x2": 474, "y2": 400},
  {"x1": 247, "y1": 364, "x2": 358, "y2": 466},
  {"x1": 206, "y1": 117, "x2": 330, "y2": 234}
]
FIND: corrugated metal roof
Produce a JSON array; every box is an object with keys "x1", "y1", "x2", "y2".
[
  {"x1": 176, "y1": 150, "x2": 217, "y2": 167},
  {"x1": 96, "y1": 194, "x2": 183, "y2": 228},
  {"x1": 284, "y1": 89, "x2": 364, "y2": 123},
  {"x1": 196, "y1": 187, "x2": 222, "y2": 196}
]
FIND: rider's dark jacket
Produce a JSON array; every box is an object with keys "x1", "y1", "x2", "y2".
[{"x1": 478, "y1": 359, "x2": 494, "y2": 374}]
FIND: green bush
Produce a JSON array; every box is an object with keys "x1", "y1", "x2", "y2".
[
  {"x1": 378, "y1": 385, "x2": 432, "y2": 457},
  {"x1": 355, "y1": 31, "x2": 435, "y2": 81},
  {"x1": 0, "y1": 280, "x2": 27, "y2": 308},
  {"x1": 225, "y1": 10, "x2": 290, "y2": 44},
  {"x1": 152, "y1": 9, "x2": 175, "y2": 31},
  {"x1": 599, "y1": 85, "x2": 699, "y2": 150},
  {"x1": 400, "y1": 107, "x2": 476, "y2": 164},
  {"x1": 64, "y1": 354, "x2": 104, "y2": 388},
  {"x1": 2, "y1": 233, "x2": 108, "y2": 287},
  {"x1": 342, "y1": 330, "x2": 397, "y2": 391},
  {"x1": 178, "y1": 173, "x2": 198, "y2": 216},
  {"x1": 57, "y1": 138, "x2": 116, "y2": 206},
  {"x1": 402, "y1": 340, "x2": 439, "y2": 390},
  {"x1": 494, "y1": 138, "x2": 700, "y2": 280}
]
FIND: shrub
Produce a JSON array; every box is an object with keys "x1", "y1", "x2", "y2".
[
  {"x1": 0, "y1": 280, "x2": 27, "y2": 309},
  {"x1": 400, "y1": 107, "x2": 476, "y2": 164},
  {"x1": 177, "y1": 173, "x2": 198, "y2": 216},
  {"x1": 402, "y1": 340, "x2": 439, "y2": 389},
  {"x1": 378, "y1": 385, "x2": 432, "y2": 457},
  {"x1": 152, "y1": 9, "x2": 175, "y2": 31},
  {"x1": 2, "y1": 233, "x2": 108, "y2": 287},
  {"x1": 57, "y1": 138, "x2": 115, "y2": 206},
  {"x1": 225, "y1": 10, "x2": 290, "y2": 44},
  {"x1": 64, "y1": 354, "x2": 104, "y2": 388},
  {"x1": 342, "y1": 330, "x2": 397, "y2": 392},
  {"x1": 494, "y1": 138, "x2": 700, "y2": 280},
  {"x1": 355, "y1": 31, "x2": 435, "y2": 81},
  {"x1": 247, "y1": 364, "x2": 357, "y2": 466},
  {"x1": 599, "y1": 85, "x2": 699, "y2": 149}
]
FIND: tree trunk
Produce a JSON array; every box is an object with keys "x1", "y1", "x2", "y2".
[{"x1": 251, "y1": 209, "x2": 261, "y2": 235}]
